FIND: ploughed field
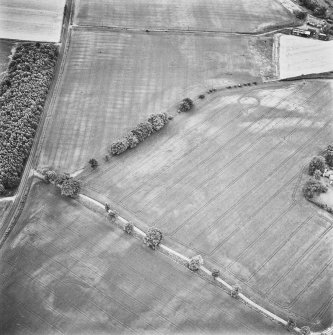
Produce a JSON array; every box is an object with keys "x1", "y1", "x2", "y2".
[
  {"x1": 277, "y1": 35, "x2": 333, "y2": 79},
  {"x1": 79, "y1": 80, "x2": 333, "y2": 330},
  {"x1": 37, "y1": 29, "x2": 267, "y2": 172},
  {"x1": 0, "y1": 181, "x2": 285, "y2": 335},
  {"x1": 0, "y1": 0, "x2": 65, "y2": 42},
  {"x1": 74, "y1": 0, "x2": 295, "y2": 33}
]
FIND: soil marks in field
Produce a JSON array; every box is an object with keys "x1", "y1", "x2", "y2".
[
  {"x1": 81, "y1": 80, "x2": 333, "y2": 329},
  {"x1": 37, "y1": 29, "x2": 265, "y2": 172},
  {"x1": 75, "y1": 0, "x2": 295, "y2": 33},
  {"x1": 0, "y1": 182, "x2": 286, "y2": 335}
]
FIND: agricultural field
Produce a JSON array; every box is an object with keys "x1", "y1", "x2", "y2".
[
  {"x1": 276, "y1": 34, "x2": 333, "y2": 79},
  {"x1": 79, "y1": 79, "x2": 333, "y2": 331},
  {"x1": 74, "y1": 0, "x2": 295, "y2": 33},
  {"x1": 0, "y1": 181, "x2": 285, "y2": 335},
  {"x1": 37, "y1": 29, "x2": 270, "y2": 173},
  {"x1": 0, "y1": 39, "x2": 13, "y2": 76},
  {"x1": 0, "y1": 0, "x2": 65, "y2": 42},
  {"x1": 1, "y1": 0, "x2": 333, "y2": 334}
]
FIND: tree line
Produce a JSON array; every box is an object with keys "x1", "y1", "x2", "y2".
[
  {"x1": 110, "y1": 113, "x2": 170, "y2": 155},
  {"x1": 0, "y1": 42, "x2": 58, "y2": 195}
]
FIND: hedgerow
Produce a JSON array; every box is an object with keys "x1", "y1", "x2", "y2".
[
  {"x1": 110, "y1": 113, "x2": 169, "y2": 155},
  {"x1": 0, "y1": 43, "x2": 58, "y2": 191}
]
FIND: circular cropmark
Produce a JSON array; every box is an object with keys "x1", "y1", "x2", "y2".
[{"x1": 238, "y1": 96, "x2": 260, "y2": 108}]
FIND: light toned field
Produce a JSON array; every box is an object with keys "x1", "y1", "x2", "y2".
[
  {"x1": 78, "y1": 80, "x2": 333, "y2": 330},
  {"x1": 0, "y1": 0, "x2": 65, "y2": 42},
  {"x1": 37, "y1": 29, "x2": 266, "y2": 173},
  {"x1": 74, "y1": 0, "x2": 295, "y2": 33},
  {"x1": 277, "y1": 35, "x2": 333, "y2": 79},
  {"x1": 0, "y1": 181, "x2": 285, "y2": 335}
]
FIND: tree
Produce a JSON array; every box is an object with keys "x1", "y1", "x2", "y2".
[
  {"x1": 314, "y1": 6, "x2": 326, "y2": 18},
  {"x1": 231, "y1": 285, "x2": 241, "y2": 298},
  {"x1": 110, "y1": 138, "x2": 128, "y2": 155},
  {"x1": 60, "y1": 178, "x2": 80, "y2": 197},
  {"x1": 0, "y1": 183, "x2": 5, "y2": 195},
  {"x1": 108, "y1": 209, "x2": 118, "y2": 221},
  {"x1": 45, "y1": 170, "x2": 57, "y2": 183},
  {"x1": 324, "y1": 145, "x2": 333, "y2": 166},
  {"x1": 178, "y1": 98, "x2": 194, "y2": 113},
  {"x1": 89, "y1": 158, "x2": 98, "y2": 169},
  {"x1": 126, "y1": 132, "x2": 139, "y2": 149},
  {"x1": 300, "y1": 326, "x2": 311, "y2": 335},
  {"x1": 131, "y1": 122, "x2": 154, "y2": 142},
  {"x1": 124, "y1": 222, "x2": 134, "y2": 234},
  {"x1": 188, "y1": 255, "x2": 203, "y2": 271},
  {"x1": 308, "y1": 156, "x2": 325, "y2": 175},
  {"x1": 286, "y1": 318, "x2": 296, "y2": 331},
  {"x1": 313, "y1": 169, "x2": 322, "y2": 180},
  {"x1": 55, "y1": 173, "x2": 70, "y2": 186},
  {"x1": 144, "y1": 227, "x2": 163, "y2": 250},
  {"x1": 294, "y1": 10, "x2": 307, "y2": 20},
  {"x1": 303, "y1": 179, "x2": 327, "y2": 199},
  {"x1": 212, "y1": 269, "x2": 220, "y2": 279},
  {"x1": 147, "y1": 113, "x2": 169, "y2": 131}
]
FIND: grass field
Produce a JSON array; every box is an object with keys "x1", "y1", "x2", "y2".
[
  {"x1": 37, "y1": 29, "x2": 267, "y2": 173},
  {"x1": 74, "y1": 0, "x2": 295, "y2": 33},
  {"x1": 0, "y1": 181, "x2": 286, "y2": 335},
  {"x1": 277, "y1": 35, "x2": 333, "y2": 79},
  {"x1": 78, "y1": 79, "x2": 333, "y2": 330},
  {"x1": 0, "y1": 0, "x2": 65, "y2": 42}
]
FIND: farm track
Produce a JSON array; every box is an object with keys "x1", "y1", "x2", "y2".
[{"x1": 72, "y1": 23, "x2": 301, "y2": 37}]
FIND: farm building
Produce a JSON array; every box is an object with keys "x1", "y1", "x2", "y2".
[{"x1": 292, "y1": 28, "x2": 311, "y2": 37}]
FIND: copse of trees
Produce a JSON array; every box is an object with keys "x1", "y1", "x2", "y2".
[
  {"x1": 299, "y1": 0, "x2": 327, "y2": 17},
  {"x1": 294, "y1": 9, "x2": 307, "y2": 20},
  {"x1": 0, "y1": 43, "x2": 58, "y2": 192},
  {"x1": 308, "y1": 156, "x2": 325, "y2": 175},
  {"x1": 110, "y1": 113, "x2": 169, "y2": 155},
  {"x1": 42, "y1": 170, "x2": 80, "y2": 197},
  {"x1": 302, "y1": 179, "x2": 327, "y2": 199}
]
